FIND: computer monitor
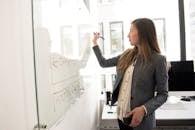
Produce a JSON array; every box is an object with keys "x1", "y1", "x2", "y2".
[{"x1": 168, "y1": 60, "x2": 195, "y2": 91}]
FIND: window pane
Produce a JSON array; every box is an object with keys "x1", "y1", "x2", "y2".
[
  {"x1": 110, "y1": 21, "x2": 124, "y2": 55},
  {"x1": 185, "y1": 0, "x2": 195, "y2": 69}
]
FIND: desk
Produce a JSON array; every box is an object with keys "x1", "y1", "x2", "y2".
[
  {"x1": 101, "y1": 105, "x2": 119, "y2": 130},
  {"x1": 156, "y1": 95, "x2": 195, "y2": 126},
  {"x1": 100, "y1": 95, "x2": 195, "y2": 130}
]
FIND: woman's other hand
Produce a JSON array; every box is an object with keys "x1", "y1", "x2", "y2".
[
  {"x1": 127, "y1": 105, "x2": 145, "y2": 127},
  {"x1": 92, "y1": 32, "x2": 100, "y2": 46}
]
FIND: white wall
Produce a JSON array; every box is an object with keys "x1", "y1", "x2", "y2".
[{"x1": 0, "y1": 0, "x2": 37, "y2": 130}]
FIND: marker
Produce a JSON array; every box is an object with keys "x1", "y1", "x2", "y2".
[{"x1": 93, "y1": 32, "x2": 105, "y2": 40}]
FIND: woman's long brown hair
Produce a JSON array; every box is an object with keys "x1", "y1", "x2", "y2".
[{"x1": 117, "y1": 18, "x2": 161, "y2": 73}]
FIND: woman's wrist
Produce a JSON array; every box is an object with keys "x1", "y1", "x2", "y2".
[{"x1": 93, "y1": 42, "x2": 98, "y2": 46}]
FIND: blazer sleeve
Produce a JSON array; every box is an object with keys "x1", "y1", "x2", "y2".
[
  {"x1": 92, "y1": 45, "x2": 120, "y2": 67},
  {"x1": 144, "y1": 55, "x2": 168, "y2": 116}
]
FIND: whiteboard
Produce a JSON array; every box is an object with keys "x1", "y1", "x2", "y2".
[{"x1": 33, "y1": 26, "x2": 91, "y2": 128}]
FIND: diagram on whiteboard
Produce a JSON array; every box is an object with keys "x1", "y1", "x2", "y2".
[{"x1": 34, "y1": 26, "x2": 91, "y2": 128}]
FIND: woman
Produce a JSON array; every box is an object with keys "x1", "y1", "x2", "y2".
[{"x1": 92, "y1": 18, "x2": 168, "y2": 130}]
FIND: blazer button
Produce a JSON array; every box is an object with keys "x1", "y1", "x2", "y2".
[{"x1": 131, "y1": 97, "x2": 133, "y2": 100}]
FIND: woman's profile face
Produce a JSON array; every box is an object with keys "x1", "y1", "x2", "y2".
[{"x1": 128, "y1": 24, "x2": 139, "y2": 46}]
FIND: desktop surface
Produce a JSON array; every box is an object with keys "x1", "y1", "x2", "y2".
[{"x1": 156, "y1": 95, "x2": 195, "y2": 126}]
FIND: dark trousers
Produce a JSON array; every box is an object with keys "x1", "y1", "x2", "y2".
[{"x1": 118, "y1": 119, "x2": 133, "y2": 130}]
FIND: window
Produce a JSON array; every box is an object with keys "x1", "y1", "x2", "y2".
[
  {"x1": 110, "y1": 21, "x2": 124, "y2": 55},
  {"x1": 185, "y1": 0, "x2": 195, "y2": 69},
  {"x1": 97, "y1": 0, "x2": 180, "y2": 91}
]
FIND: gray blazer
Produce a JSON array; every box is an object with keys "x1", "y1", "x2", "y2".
[{"x1": 93, "y1": 45, "x2": 168, "y2": 130}]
